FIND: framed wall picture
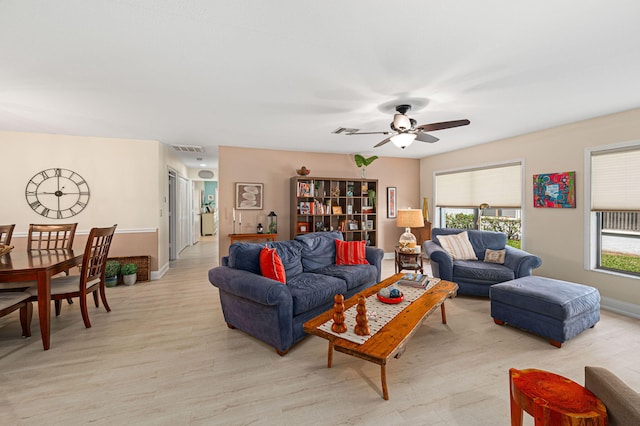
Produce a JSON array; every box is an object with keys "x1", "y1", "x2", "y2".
[
  {"x1": 533, "y1": 171, "x2": 576, "y2": 208},
  {"x1": 235, "y1": 183, "x2": 263, "y2": 210},
  {"x1": 387, "y1": 187, "x2": 397, "y2": 218},
  {"x1": 365, "y1": 219, "x2": 374, "y2": 230}
]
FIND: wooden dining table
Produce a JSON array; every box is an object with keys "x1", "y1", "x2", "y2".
[{"x1": 0, "y1": 249, "x2": 83, "y2": 350}]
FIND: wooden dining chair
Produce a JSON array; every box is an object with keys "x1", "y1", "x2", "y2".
[
  {"x1": 27, "y1": 225, "x2": 117, "y2": 328},
  {"x1": 28, "y1": 223, "x2": 77, "y2": 250},
  {"x1": 28, "y1": 223, "x2": 78, "y2": 304},
  {"x1": 0, "y1": 224, "x2": 15, "y2": 245},
  {"x1": 0, "y1": 224, "x2": 29, "y2": 292},
  {"x1": 0, "y1": 292, "x2": 33, "y2": 337}
]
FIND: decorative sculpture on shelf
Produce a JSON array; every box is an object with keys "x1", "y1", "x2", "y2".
[{"x1": 296, "y1": 166, "x2": 311, "y2": 176}]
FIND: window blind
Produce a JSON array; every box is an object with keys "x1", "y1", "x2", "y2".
[
  {"x1": 435, "y1": 163, "x2": 522, "y2": 208},
  {"x1": 591, "y1": 147, "x2": 640, "y2": 211}
]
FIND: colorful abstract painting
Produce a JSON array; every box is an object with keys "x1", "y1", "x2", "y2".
[{"x1": 533, "y1": 171, "x2": 576, "y2": 208}]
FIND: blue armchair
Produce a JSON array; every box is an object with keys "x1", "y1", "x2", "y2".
[{"x1": 423, "y1": 228, "x2": 542, "y2": 297}]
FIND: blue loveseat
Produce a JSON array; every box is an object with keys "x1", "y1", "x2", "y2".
[
  {"x1": 423, "y1": 228, "x2": 542, "y2": 297},
  {"x1": 208, "y1": 231, "x2": 383, "y2": 355}
]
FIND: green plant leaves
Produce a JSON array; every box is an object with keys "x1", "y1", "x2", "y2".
[{"x1": 354, "y1": 154, "x2": 378, "y2": 167}]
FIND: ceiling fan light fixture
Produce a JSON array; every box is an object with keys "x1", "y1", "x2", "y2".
[
  {"x1": 393, "y1": 113, "x2": 412, "y2": 131},
  {"x1": 390, "y1": 133, "x2": 417, "y2": 149}
]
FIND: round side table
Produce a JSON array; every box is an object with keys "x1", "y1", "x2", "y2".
[{"x1": 509, "y1": 368, "x2": 608, "y2": 425}]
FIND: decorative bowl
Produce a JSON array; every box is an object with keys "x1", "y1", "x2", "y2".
[{"x1": 377, "y1": 292, "x2": 404, "y2": 304}]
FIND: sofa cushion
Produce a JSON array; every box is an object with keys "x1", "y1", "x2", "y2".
[
  {"x1": 438, "y1": 231, "x2": 477, "y2": 260},
  {"x1": 228, "y1": 243, "x2": 263, "y2": 275},
  {"x1": 229, "y1": 241, "x2": 304, "y2": 279},
  {"x1": 295, "y1": 230, "x2": 344, "y2": 271},
  {"x1": 311, "y1": 264, "x2": 377, "y2": 290},
  {"x1": 335, "y1": 239, "x2": 368, "y2": 265},
  {"x1": 454, "y1": 260, "x2": 515, "y2": 283},
  {"x1": 286, "y1": 272, "x2": 347, "y2": 315},
  {"x1": 585, "y1": 366, "x2": 640, "y2": 425},
  {"x1": 432, "y1": 228, "x2": 507, "y2": 260},
  {"x1": 267, "y1": 241, "x2": 304, "y2": 278},
  {"x1": 484, "y1": 248, "x2": 506, "y2": 264},
  {"x1": 259, "y1": 246, "x2": 286, "y2": 283}
]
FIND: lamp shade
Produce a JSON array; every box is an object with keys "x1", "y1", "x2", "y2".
[
  {"x1": 390, "y1": 133, "x2": 417, "y2": 148},
  {"x1": 396, "y1": 209, "x2": 425, "y2": 228},
  {"x1": 396, "y1": 209, "x2": 424, "y2": 251}
]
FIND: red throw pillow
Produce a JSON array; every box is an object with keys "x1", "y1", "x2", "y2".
[
  {"x1": 335, "y1": 239, "x2": 368, "y2": 265},
  {"x1": 259, "y1": 246, "x2": 286, "y2": 284}
]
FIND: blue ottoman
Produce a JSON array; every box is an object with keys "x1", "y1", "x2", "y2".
[{"x1": 490, "y1": 276, "x2": 600, "y2": 347}]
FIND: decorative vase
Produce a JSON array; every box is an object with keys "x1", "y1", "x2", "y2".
[
  {"x1": 422, "y1": 197, "x2": 430, "y2": 222},
  {"x1": 361, "y1": 166, "x2": 366, "y2": 178}
]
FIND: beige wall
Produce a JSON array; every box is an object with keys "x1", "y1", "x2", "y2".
[
  {"x1": 0, "y1": 130, "x2": 171, "y2": 273},
  {"x1": 218, "y1": 146, "x2": 421, "y2": 256},
  {"x1": 420, "y1": 108, "x2": 640, "y2": 314}
]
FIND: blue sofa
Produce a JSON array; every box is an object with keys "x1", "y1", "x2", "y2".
[
  {"x1": 423, "y1": 228, "x2": 542, "y2": 297},
  {"x1": 208, "y1": 231, "x2": 383, "y2": 355}
]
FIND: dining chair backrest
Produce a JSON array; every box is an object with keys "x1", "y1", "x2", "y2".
[
  {"x1": 80, "y1": 225, "x2": 117, "y2": 292},
  {"x1": 28, "y1": 223, "x2": 78, "y2": 250},
  {"x1": 0, "y1": 224, "x2": 15, "y2": 245}
]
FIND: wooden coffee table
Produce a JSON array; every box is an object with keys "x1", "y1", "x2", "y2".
[{"x1": 303, "y1": 273, "x2": 458, "y2": 400}]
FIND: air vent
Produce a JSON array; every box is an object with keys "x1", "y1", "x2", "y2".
[
  {"x1": 332, "y1": 127, "x2": 359, "y2": 134},
  {"x1": 171, "y1": 144, "x2": 205, "y2": 153}
]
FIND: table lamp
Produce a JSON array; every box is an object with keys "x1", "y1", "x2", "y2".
[{"x1": 396, "y1": 209, "x2": 424, "y2": 252}]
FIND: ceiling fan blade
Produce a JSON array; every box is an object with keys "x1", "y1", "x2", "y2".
[
  {"x1": 415, "y1": 119, "x2": 470, "y2": 132},
  {"x1": 414, "y1": 132, "x2": 439, "y2": 143},
  {"x1": 374, "y1": 137, "x2": 392, "y2": 148},
  {"x1": 346, "y1": 131, "x2": 391, "y2": 135}
]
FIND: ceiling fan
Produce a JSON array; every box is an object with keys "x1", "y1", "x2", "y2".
[{"x1": 343, "y1": 104, "x2": 470, "y2": 149}]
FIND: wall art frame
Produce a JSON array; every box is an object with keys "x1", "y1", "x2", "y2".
[
  {"x1": 533, "y1": 171, "x2": 576, "y2": 208},
  {"x1": 235, "y1": 182, "x2": 263, "y2": 210},
  {"x1": 387, "y1": 187, "x2": 397, "y2": 218}
]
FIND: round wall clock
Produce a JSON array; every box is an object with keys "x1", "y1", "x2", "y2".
[{"x1": 25, "y1": 168, "x2": 90, "y2": 219}]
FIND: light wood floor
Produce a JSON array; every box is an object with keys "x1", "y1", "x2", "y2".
[{"x1": 1, "y1": 236, "x2": 639, "y2": 425}]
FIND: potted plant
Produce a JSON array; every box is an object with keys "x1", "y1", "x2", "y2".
[
  {"x1": 105, "y1": 260, "x2": 120, "y2": 287},
  {"x1": 354, "y1": 154, "x2": 378, "y2": 178},
  {"x1": 120, "y1": 263, "x2": 138, "y2": 286}
]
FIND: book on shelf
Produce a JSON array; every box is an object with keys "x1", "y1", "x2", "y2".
[
  {"x1": 396, "y1": 273, "x2": 440, "y2": 289},
  {"x1": 297, "y1": 181, "x2": 314, "y2": 197},
  {"x1": 299, "y1": 201, "x2": 312, "y2": 214},
  {"x1": 313, "y1": 199, "x2": 326, "y2": 214}
]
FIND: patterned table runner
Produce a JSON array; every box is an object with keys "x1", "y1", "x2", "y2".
[{"x1": 317, "y1": 279, "x2": 440, "y2": 344}]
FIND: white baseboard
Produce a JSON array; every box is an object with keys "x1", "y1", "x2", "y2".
[
  {"x1": 600, "y1": 296, "x2": 640, "y2": 319},
  {"x1": 151, "y1": 262, "x2": 170, "y2": 281}
]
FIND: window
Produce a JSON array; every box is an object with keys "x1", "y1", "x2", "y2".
[
  {"x1": 435, "y1": 162, "x2": 522, "y2": 247},
  {"x1": 590, "y1": 145, "x2": 640, "y2": 276}
]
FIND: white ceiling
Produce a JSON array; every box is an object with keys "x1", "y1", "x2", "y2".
[{"x1": 2, "y1": 1, "x2": 640, "y2": 170}]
